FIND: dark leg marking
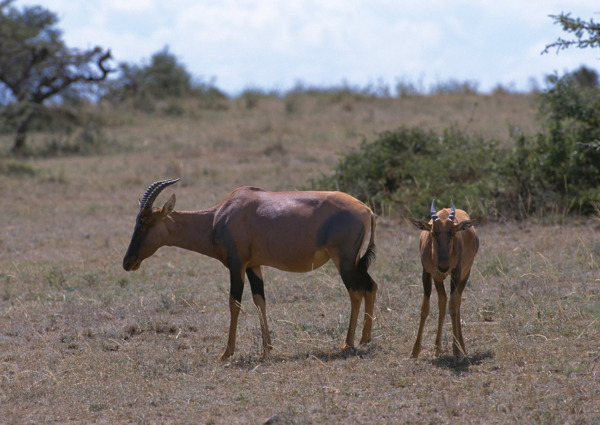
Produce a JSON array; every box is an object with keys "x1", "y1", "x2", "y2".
[{"x1": 246, "y1": 268, "x2": 265, "y2": 299}]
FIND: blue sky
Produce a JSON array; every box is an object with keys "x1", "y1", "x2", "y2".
[{"x1": 17, "y1": 0, "x2": 600, "y2": 95}]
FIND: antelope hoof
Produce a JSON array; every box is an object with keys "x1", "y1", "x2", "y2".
[
  {"x1": 341, "y1": 342, "x2": 355, "y2": 352},
  {"x1": 218, "y1": 348, "x2": 234, "y2": 361},
  {"x1": 359, "y1": 335, "x2": 371, "y2": 345},
  {"x1": 259, "y1": 345, "x2": 273, "y2": 359}
]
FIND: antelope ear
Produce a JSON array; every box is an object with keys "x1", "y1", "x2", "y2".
[
  {"x1": 160, "y1": 193, "x2": 176, "y2": 218},
  {"x1": 455, "y1": 219, "x2": 475, "y2": 232},
  {"x1": 408, "y1": 217, "x2": 432, "y2": 231}
]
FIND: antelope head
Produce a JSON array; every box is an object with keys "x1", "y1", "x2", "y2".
[
  {"x1": 409, "y1": 199, "x2": 475, "y2": 274},
  {"x1": 123, "y1": 178, "x2": 179, "y2": 271}
]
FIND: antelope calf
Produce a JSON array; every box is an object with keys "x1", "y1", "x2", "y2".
[
  {"x1": 123, "y1": 179, "x2": 378, "y2": 360},
  {"x1": 408, "y1": 200, "x2": 479, "y2": 360}
]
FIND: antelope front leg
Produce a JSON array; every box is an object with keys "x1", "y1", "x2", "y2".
[
  {"x1": 219, "y1": 296, "x2": 241, "y2": 360},
  {"x1": 219, "y1": 265, "x2": 245, "y2": 361}
]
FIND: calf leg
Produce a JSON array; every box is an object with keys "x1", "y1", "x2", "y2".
[
  {"x1": 411, "y1": 270, "x2": 432, "y2": 358},
  {"x1": 433, "y1": 279, "x2": 447, "y2": 356},
  {"x1": 450, "y1": 269, "x2": 469, "y2": 360}
]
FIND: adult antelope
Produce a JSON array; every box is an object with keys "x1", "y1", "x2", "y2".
[
  {"x1": 408, "y1": 200, "x2": 479, "y2": 360},
  {"x1": 123, "y1": 178, "x2": 378, "y2": 360}
]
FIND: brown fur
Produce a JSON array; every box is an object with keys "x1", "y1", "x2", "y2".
[
  {"x1": 124, "y1": 184, "x2": 378, "y2": 360},
  {"x1": 408, "y1": 205, "x2": 478, "y2": 360}
]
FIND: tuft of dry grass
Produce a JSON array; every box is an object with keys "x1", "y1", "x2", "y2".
[{"x1": 1, "y1": 93, "x2": 599, "y2": 424}]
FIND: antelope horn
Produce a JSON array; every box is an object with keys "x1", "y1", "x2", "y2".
[
  {"x1": 430, "y1": 199, "x2": 438, "y2": 221},
  {"x1": 449, "y1": 199, "x2": 456, "y2": 221},
  {"x1": 139, "y1": 178, "x2": 180, "y2": 210}
]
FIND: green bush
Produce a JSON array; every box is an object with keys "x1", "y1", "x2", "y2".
[
  {"x1": 0, "y1": 160, "x2": 38, "y2": 177},
  {"x1": 103, "y1": 46, "x2": 214, "y2": 109},
  {"x1": 195, "y1": 84, "x2": 229, "y2": 110},
  {"x1": 312, "y1": 126, "x2": 505, "y2": 218},
  {"x1": 40, "y1": 122, "x2": 111, "y2": 156},
  {"x1": 313, "y1": 67, "x2": 600, "y2": 220},
  {"x1": 161, "y1": 102, "x2": 185, "y2": 117},
  {"x1": 532, "y1": 67, "x2": 600, "y2": 213}
]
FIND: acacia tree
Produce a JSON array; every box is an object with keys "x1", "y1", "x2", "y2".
[
  {"x1": 0, "y1": 0, "x2": 113, "y2": 153},
  {"x1": 543, "y1": 13, "x2": 600, "y2": 53},
  {"x1": 104, "y1": 46, "x2": 192, "y2": 104}
]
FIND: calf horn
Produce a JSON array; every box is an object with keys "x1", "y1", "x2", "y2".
[
  {"x1": 449, "y1": 199, "x2": 456, "y2": 221},
  {"x1": 430, "y1": 199, "x2": 438, "y2": 221},
  {"x1": 140, "y1": 178, "x2": 180, "y2": 210}
]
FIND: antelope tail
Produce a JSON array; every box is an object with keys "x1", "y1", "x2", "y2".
[{"x1": 358, "y1": 213, "x2": 377, "y2": 273}]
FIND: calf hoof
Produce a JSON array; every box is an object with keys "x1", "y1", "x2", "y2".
[
  {"x1": 259, "y1": 346, "x2": 273, "y2": 360},
  {"x1": 453, "y1": 351, "x2": 467, "y2": 363},
  {"x1": 411, "y1": 343, "x2": 422, "y2": 359}
]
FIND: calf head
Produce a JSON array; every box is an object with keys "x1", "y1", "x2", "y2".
[{"x1": 409, "y1": 200, "x2": 475, "y2": 273}]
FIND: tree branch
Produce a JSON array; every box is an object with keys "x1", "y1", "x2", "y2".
[{"x1": 542, "y1": 13, "x2": 600, "y2": 54}]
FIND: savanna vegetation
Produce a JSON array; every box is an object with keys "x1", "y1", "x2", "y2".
[{"x1": 1, "y1": 2, "x2": 599, "y2": 424}]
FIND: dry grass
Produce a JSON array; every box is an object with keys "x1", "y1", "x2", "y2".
[{"x1": 1, "y1": 93, "x2": 599, "y2": 424}]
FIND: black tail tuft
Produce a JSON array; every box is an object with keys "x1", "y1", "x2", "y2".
[
  {"x1": 358, "y1": 243, "x2": 376, "y2": 273},
  {"x1": 358, "y1": 213, "x2": 377, "y2": 273}
]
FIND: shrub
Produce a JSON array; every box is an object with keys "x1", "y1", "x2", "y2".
[
  {"x1": 534, "y1": 67, "x2": 600, "y2": 213},
  {"x1": 0, "y1": 160, "x2": 38, "y2": 177},
  {"x1": 313, "y1": 67, "x2": 600, "y2": 220},
  {"x1": 195, "y1": 84, "x2": 228, "y2": 111},
  {"x1": 161, "y1": 102, "x2": 185, "y2": 117},
  {"x1": 498, "y1": 131, "x2": 557, "y2": 219},
  {"x1": 312, "y1": 126, "x2": 505, "y2": 218}
]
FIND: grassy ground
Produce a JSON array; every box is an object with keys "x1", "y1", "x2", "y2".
[{"x1": 1, "y1": 93, "x2": 599, "y2": 424}]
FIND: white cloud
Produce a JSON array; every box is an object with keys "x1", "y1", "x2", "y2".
[{"x1": 14, "y1": 0, "x2": 600, "y2": 94}]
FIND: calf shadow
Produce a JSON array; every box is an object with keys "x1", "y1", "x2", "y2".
[{"x1": 431, "y1": 350, "x2": 494, "y2": 375}]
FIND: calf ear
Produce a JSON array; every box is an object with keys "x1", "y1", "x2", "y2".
[
  {"x1": 160, "y1": 194, "x2": 176, "y2": 218},
  {"x1": 408, "y1": 217, "x2": 432, "y2": 231},
  {"x1": 455, "y1": 219, "x2": 475, "y2": 232}
]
